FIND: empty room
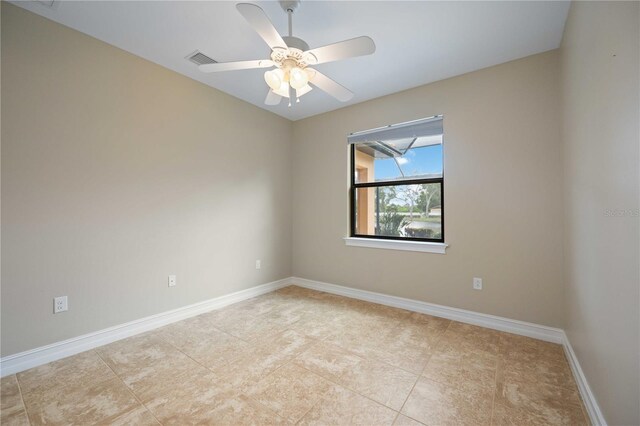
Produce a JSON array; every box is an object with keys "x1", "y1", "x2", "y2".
[{"x1": 1, "y1": 0, "x2": 638, "y2": 425}]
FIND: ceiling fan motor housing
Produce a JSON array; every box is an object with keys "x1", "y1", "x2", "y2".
[
  {"x1": 282, "y1": 36, "x2": 309, "y2": 52},
  {"x1": 271, "y1": 37, "x2": 317, "y2": 72}
]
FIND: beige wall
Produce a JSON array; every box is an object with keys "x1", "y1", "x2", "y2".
[
  {"x1": 4, "y1": 7, "x2": 639, "y2": 420},
  {"x1": 292, "y1": 50, "x2": 564, "y2": 327},
  {"x1": 561, "y1": 2, "x2": 640, "y2": 424},
  {"x1": 1, "y1": 3, "x2": 292, "y2": 356}
]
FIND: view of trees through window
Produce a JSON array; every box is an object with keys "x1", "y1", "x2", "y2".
[{"x1": 355, "y1": 183, "x2": 442, "y2": 240}]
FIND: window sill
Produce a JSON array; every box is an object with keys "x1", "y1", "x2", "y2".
[{"x1": 343, "y1": 237, "x2": 448, "y2": 254}]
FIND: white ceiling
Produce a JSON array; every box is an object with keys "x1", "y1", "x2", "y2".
[{"x1": 12, "y1": 1, "x2": 570, "y2": 121}]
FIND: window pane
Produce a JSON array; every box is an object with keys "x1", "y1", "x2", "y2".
[
  {"x1": 354, "y1": 135, "x2": 443, "y2": 184},
  {"x1": 354, "y1": 182, "x2": 442, "y2": 240}
]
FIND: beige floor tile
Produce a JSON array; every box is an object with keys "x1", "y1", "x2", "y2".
[
  {"x1": 298, "y1": 300, "x2": 348, "y2": 318},
  {"x1": 347, "y1": 301, "x2": 412, "y2": 323},
  {"x1": 217, "y1": 314, "x2": 290, "y2": 342},
  {"x1": 96, "y1": 333, "x2": 205, "y2": 396},
  {"x1": 200, "y1": 304, "x2": 259, "y2": 326},
  {"x1": 1, "y1": 375, "x2": 29, "y2": 426},
  {"x1": 257, "y1": 306, "x2": 306, "y2": 328},
  {"x1": 254, "y1": 329, "x2": 319, "y2": 358},
  {"x1": 495, "y1": 375, "x2": 587, "y2": 425},
  {"x1": 391, "y1": 314, "x2": 451, "y2": 350},
  {"x1": 394, "y1": 414, "x2": 426, "y2": 426},
  {"x1": 216, "y1": 347, "x2": 287, "y2": 392},
  {"x1": 246, "y1": 363, "x2": 334, "y2": 423},
  {"x1": 24, "y1": 377, "x2": 143, "y2": 426},
  {"x1": 499, "y1": 334, "x2": 567, "y2": 365},
  {"x1": 324, "y1": 317, "x2": 430, "y2": 375},
  {"x1": 152, "y1": 313, "x2": 224, "y2": 347},
  {"x1": 401, "y1": 377, "x2": 493, "y2": 426},
  {"x1": 288, "y1": 313, "x2": 341, "y2": 339},
  {"x1": 498, "y1": 357, "x2": 576, "y2": 390},
  {"x1": 423, "y1": 344, "x2": 498, "y2": 389},
  {"x1": 438, "y1": 321, "x2": 502, "y2": 355},
  {"x1": 17, "y1": 350, "x2": 115, "y2": 398},
  {"x1": 222, "y1": 294, "x2": 284, "y2": 317},
  {"x1": 217, "y1": 330, "x2": 317, "y2": 391},
  {"x1": 299, "y1": 384, "x2": 397, "y2": 426},
  {"x1": 338, "y1": 357, "x2": 418, "y2": 410},
  {"x1": 491, "y1": 401, "x2": 590, "y2": 426},
  {"x1": 1, "y1": 411, "x2": 31, "y2": 426},
  {"x1": 140, "y1": 367, "x2": 240, "y2": 424},
  {"x1": 276, "y1": 285, "x2": 316, "y2": 297},
  {"x1": 109, "y1": 405, "x2": 160, "y2": 425},
  {"x1": 131, "y1": 361, "x2": 219, "y2": 404},
  {"x1": 333, "y1": 309, "x2": 403, "y2": 333},
  {"x1": 1, "y1": 375, "x2": 24, "y2": 410},
  {"x1": 355, "y1": 334, "x2": 432, "y2": 375},
  {"x1": 156, "y1": 319, "x2": 251, "y2": 370},
  {"x1": 208, "y1": 394, "x2": 290, "y2": 425},
  {"x1": 323, "y1": 323, "x2": 383, "y2": 353},
  {"x1": 293, "y1": 341, "x2": 362, "y2": 381}
]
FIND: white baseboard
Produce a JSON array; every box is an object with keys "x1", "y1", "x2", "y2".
[
  {"x1": 292, "y1": 276, "x2": 564, "y2": 343},
  {"x1": 0, "y1": 278, "x2": 291, "y2": 378},
  {"x1": 562, "y1": 332, "x2": 607, "y2": 426},
  {"x1": 291, "y1": 276, "x2": 604, "y2": 425},
  {"x1": 0, "y1": 275, "x2": 605, "y2": 426}
]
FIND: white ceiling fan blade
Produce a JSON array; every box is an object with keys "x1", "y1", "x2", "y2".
[
  {"x1": 265, "y1": 90, "x2": 281, "y2": 106},
  {"x1": 199, "y1": 59, "x2": 273, "y2": 73},
  {"x1": 236, "y1": 3, "x2": 287, "y2": 50},
  {"x1": 305, "y1": 36, "x2": 376, "y2": 65},
  {"x1": 307, "y1": 69, "x2": 354, "y2": 102}
]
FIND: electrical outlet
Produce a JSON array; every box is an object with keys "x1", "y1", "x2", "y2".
[
  {"x1": 255, "y1": 260, "x2": 261, "y2": 270},
  {"x1": 53, "y1": 296, "x2": 68, "y2": 313},
  {"x1": 473, "y1": 277, "x2": 483, "y2": 290},
  {"x1": 168, "y1": 275, "x2": 176, "y2": 287}
]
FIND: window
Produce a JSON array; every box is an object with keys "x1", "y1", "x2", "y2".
[{"x1": 349, "y1": 116, "x2": 444, "y2": 243}]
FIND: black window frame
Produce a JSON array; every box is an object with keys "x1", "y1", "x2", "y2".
[{"x1": 349, "y1": 143, "x2": 445, "y2": 244}]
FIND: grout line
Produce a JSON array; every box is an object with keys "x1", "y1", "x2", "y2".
[
  {"x1": 396, "y1": 375, "x2": 420, "y2": 420},
  {"x1": 13, "y1": 374, "x2": 33, "y2": 426},
  {"x1": 488, "y1": 358, "x2": 500, "y2": 426},
  {"x1": 394, "y1": 323, "x2": 443, "y2": 421},
  {"x1": 293, "y1": 361, "x2": 402, "y2": 416},
  {"x1": 295, "y1": 397, "x2": 325, "y2": 425},
  {"x1": 239, "y1": 337, "x2": 325, "y2": 424},
  {"x1": 94, "y1": 350, "x2": 165, "y2": 426}
]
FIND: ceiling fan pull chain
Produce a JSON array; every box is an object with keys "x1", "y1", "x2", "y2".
[{"x1": 288, "y1": 84, "x2": 297, "y2": 107}]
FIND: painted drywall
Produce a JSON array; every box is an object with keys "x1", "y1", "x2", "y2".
[
  {"x1": 561, "y1": 2, "x2": 640, "y2": 424},
  {"x1": 1, "y1": 3, "x2": 292, "y2": 356},
  {"x1": 292, "y1": 50, "x2": 564, "y2": 327}
]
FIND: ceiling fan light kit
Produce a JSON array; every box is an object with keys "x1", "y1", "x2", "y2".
[{"x1": 198, "y1": 1, "x2": 376, "y2": 107}]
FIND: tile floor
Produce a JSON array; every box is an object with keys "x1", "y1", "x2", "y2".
[{"x1": 1, "y1": 286, "x2": 589, "y2": 425}]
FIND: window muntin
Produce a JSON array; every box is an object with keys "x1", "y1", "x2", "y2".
[{"x1": 350, "y1": 116, "x2": 444, "y2": 243}]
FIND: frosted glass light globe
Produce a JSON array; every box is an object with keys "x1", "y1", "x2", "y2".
[
  {"x1": 289, "y1": 67, "x2": 309, "y2": 90},
  {"x1": 273, "y1": 81, "x2": 290, "y2": 98},
  {"x1": 264, "y1": 69, "x2": 284, "y2": 91}
]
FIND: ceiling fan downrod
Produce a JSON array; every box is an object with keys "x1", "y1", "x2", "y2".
[{"x1": 280, "y1": 0, "x2": 300, "y2": 38}]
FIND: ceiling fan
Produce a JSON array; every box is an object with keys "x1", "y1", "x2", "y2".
[{"x1": 198, "y1": 1, "x2": 376, "y2": 107}]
